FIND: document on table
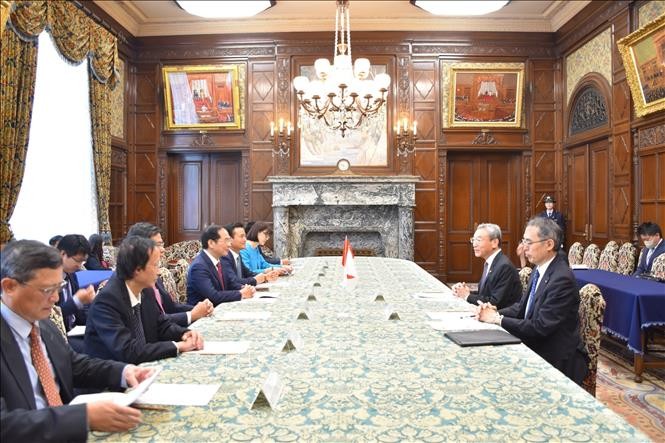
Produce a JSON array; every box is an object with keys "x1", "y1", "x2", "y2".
[
  {"x1": 220, "y1": 311, "x2": 271, "y2": 321},
  {"x1": 427, "y1": 310, "x2": 475, "y2": 320},
  {"x1": 67, "y1": 325, "x2": 86, "y2": 336},
  {"x1": 135, "y1": 383, "x2": 221, "y2": 406},
  {"x1": 186, "y1": 341, "x2": 249, "y2": 355},
  {"x1": 70, "y1": 367, "x2": 162, "y2": 406},
  {"x1": 427, "y1": 312, "x2": 500, "y2": 332},
  {"x1": 412, "y1": 292, "x2": 450, "y2": 300}
]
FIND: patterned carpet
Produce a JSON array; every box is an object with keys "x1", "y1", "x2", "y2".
[{"x1": 596, "y1": 341, "x2": 665, "y2": 442}]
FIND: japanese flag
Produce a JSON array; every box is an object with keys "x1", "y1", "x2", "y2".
[{"x1": 341, "y1": 236, "x2": 357, "y2": 286}]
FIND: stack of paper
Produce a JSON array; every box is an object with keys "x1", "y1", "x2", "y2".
[
  {"x1": 136, "y1": 383, "x2": 221, "y2": 406},
  {"x1": 427, "y1": 312, "x2": 500, "y2": 332},
  {"x1": 70, "y1": 367, "x2": 162, "y2": 406}
]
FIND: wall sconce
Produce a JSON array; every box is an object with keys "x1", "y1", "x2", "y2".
[
  {"x1": 395, "y1": 118, "x2": 417, "y2": 175},
  {"x1": 271, "y1": 118, "x2": 292, "y2": 175}
]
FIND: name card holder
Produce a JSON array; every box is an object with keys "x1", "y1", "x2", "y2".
[
  {"x1": 281, "y1": 330, "x2": 304, "y2": 352},
  {"x1": 307, "y1": 294, "x2": 317, "y2": 301},
  {"x1": 384, "y1": 305, "x2": 401, "y2": 320},
  {"x1": 297, "y1": 309, "x2": 311, "y2": 320},
  {"x1": 249, "y1": 371, "x2": 283, "y2": 410},
  {"x1": 374, "y1": 294, "x2": 385, "y2": 302}
]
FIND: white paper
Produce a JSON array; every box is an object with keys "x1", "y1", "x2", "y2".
[
  {"x1": 70, "y1": 367, "x2": 162, "y2": 406},
  {"x1": 67, "y1": 325, "x2": 86, "y2": 336},
  {"x1": 186, "y1": 341, "x2": 249, "y2": 355},
  {"x1": 427, "y1": 312, "x2": 500, "y2": 332},
  {"x1": 427, "y1": 310, "x2": 474, "y2": 320},
  {"x1": 136, "y1": 383, "x2": 221, "y2": 406},
  {"x1": 220, "y1": 311, "x2": 271, "y2": 321},
  {"x1": 412, "y1": 292, "x2": 448, "y2": 300},
  {"x1": 571, "y1": 264, "x2": 588, "y2": 270}
]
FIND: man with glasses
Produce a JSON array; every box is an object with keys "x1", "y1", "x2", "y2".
[
  {"x1": 187, "y1": 224, "x2": 256, "y2": 307},
  {"x1": 1, "y1": 240, "x2": 155, "y2": 441},
  {"x1": 476, "y1": 217, "x2": 588, "y2": 385},
  {"x1": 126, "y1": 222, "x2": 213, "y2": 326},
  {"x1": 55, "y1": 234, "x2": 95, "y2": 333},
  {"x1": 633, "y1": 222, "x2": 664, "y2": 277},
  {"x1": 451, "y1": 223, "x2": 520, "y2": 309}
]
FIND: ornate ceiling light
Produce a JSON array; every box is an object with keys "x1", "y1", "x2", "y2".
[
  {"x1": 292, "y1": 0, "x2": 391, "y2": 138},
  {"x1": 175, "y1": 1, "x2": 274, "y2": 19}
]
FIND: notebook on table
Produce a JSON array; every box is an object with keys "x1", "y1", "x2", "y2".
[{"x1": 444, "y1": 329, "x2": 521, "y2": 347}]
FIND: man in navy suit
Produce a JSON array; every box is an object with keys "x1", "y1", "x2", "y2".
[
  {"x1": 633, "y1": 222, "x2": 665, "y2": 276},
  {"x1": 223, "y1": 222, "x2": 279, "y2": 286},
  {"x1": 127, "y1": 222, "x2": 213, "y2": 326},
  {"x1": 539, "y1": 196, "x2": 566, "y2": 247},
  {"x1": 1, "y1": 240, "x2": 154, "y2": 441},
  {"x1": 452, "y1": 223, "x2": 521, "y2": 310},
  {"x1": 55, "y1": 234, "x2": 95, "y2": 332},
  {"x1": 187, "y1": 225, "x2": 255, "y2": 307},
  {"x1": 477, "y1": 217, "x2": 588, "y2": 385},
  {"x1": 85, "y1": 236, "x2": 204, "y2": 364}
]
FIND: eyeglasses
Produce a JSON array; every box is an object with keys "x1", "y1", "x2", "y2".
[
  {"x1": 69, "y1": 255, "x2": 87, "y2": 264},
  {"x1": 469, "y1": 237, "x2": 487, "y2": 244},
  {"x1": 19, "y1": 280, "x2": 67, "y2": 297},
  {"x1": 521, "y1": 238, "x2": 550, "y2": 246}
]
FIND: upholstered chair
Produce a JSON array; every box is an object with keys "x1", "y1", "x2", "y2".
[
  {"x1": 169, "y1": 258, "x2": 190, "y2": 303},
  {"x1": 616, "y1": 242, "x2": 637, "y2": 275},
  {"x1": 568, "y1": 242, "x2": 584, "y2": 265},
  {"x1": 102, "y1": 245, "x2": 117, "y2": 268},
  {"x1": 597, "y1": 241, "x2": 619, "y2": 272},
  {"x1": 651, "y1": 254, "x2": 665, "y2": 280},
  {"x1": 578, "y1": 283, "x2": 606, "y2": 397},
  {"x1": 159, "y1": 266, "x2": 180, "y2": 302},
  {"x1": 163, "y1": 240, "x2": 202, "y2": 263},
  {"x1": 518, "y1": 266, "x2": 532, "y2": 295},
  {"x1": 48, "y1": 305, "x2": 68, "y2": 340},
  {"x1": 582, "y1": 244, "x2": 601, "y2": 269}
]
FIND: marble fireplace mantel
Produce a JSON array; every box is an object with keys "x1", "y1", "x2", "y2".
[{"x1": 268, "y1": 175, "x2": 418, "y2": 260}]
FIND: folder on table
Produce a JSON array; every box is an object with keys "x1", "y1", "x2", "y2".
[{"x1": 444, "y1": 329, "x2": 521, "y2": 347}]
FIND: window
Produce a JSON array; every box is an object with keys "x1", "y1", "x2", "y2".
[{"x1": 10, "y1": 32, "x2": 98, "y2": 243}]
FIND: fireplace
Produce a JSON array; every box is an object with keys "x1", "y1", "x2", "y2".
[{"x1": 268, "y1": 176, "x2": 418, "y2": 260}]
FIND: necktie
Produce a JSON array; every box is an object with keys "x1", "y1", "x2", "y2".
[
  {"x1": 216, "y1": 261, "x2": 225, "y2": 290},
  {"x1": 524, "y1": 268, "x2": 541, "y2": 318},
  {"x1": 29, "y1": 324, "x2": 63, "y2": 406},
  {"x1": 132, "y1": 304, "x2": 146, "y2": 346},
  {"x1": 478, "y1": 262, "x2": 489, "y2": 293},
  {"x1": 236, "y1": 255, "x2": 242, "y2": 279},
  {"x1": 646, "y1": 248, "x2": 654, "y2": 267},
  {"x1": 153, "y1": 285, "x2": 165, "y2": 313}
]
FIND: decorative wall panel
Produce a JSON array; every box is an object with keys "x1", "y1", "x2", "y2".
[
  {"x1": 565, "y1": 28, "x2": 611, "y2": 104},
  {"x1": 638, "y1": 1, "x2": 665, "y2": 27}
]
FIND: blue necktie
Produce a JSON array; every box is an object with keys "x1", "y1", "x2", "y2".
[{"x1": 524, "y1": 268, "x2": 540, "y2": 318}]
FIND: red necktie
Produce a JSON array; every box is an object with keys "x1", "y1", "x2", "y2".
[
  {"x1": 216, "y1": 261, "x2": 225, "y2": 290},
  {"x1": 153, "y1": 285, "x2": 165, "y2": 313},
  {"x1": 30, "y1": 324, "x2": 63, "y2": 406}
]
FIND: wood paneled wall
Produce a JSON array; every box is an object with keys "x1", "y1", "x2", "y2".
[{"x1": 87, "y1": 1, "x2": 663, "y2": 279}]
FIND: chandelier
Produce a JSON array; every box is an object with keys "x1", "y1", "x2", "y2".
[{"x1": 292, "y1": 0, "x2": 390, "y2": 138}]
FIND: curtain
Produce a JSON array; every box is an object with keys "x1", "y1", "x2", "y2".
[{"x1": 1, "y1": 1, "x2": 119, "y2": 243}]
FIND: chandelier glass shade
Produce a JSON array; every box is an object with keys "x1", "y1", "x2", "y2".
[{"x1": 292, "y1": 0, "x2": 390, "y2": 137}]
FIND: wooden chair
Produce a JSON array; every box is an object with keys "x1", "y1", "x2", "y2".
[
  {"x1": 616, "y1": 242, "x2": 637, "y2": 275},
  {"x1": 582, "y1": 244, "x2": 600, "y2": 269},
  {"x1": 579, "y1": 283, "x2": 606, "y2": 397},
  {"x1": 597, "y1": 241, "x2": 619, "y2": 272},
  {"x1": 568, "y1": 242, "x2": 584, "y2": 265}
]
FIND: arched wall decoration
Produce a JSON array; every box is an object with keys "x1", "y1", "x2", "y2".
[{"x1": 566, "y1": 73, "x2": 612, "y2": 139}]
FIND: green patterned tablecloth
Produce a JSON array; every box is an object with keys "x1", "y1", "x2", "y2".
[{"x1": 91, "y1": 257, "x2": 647, "y2": 442}]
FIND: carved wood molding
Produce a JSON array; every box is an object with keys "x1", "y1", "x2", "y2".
[
  {"x1": 191, "y1": 133, "x2": 214, "y2": 147},
  {"x1": 138, "y1": 46, "x2": 275, "y2": 60},
  {"x1": 471, "y1": 131, "x2": 497, "y2": 145},
  {"x1": 241, "y1": 150, "x2": 250, "y2": 222},
  {"x1": 111, "y1": 147, "x2": 127, "y2": 166},
  {"x1": 158, "y1": 152, "x2": 168, "y2": 241},
  {"x1": 413, "y1": 45, "x2": 553, "y2": 57},
  {"x1": 397, "y1": 55, "x2": 410, "y2": 117},
  {"x1": 556, "y1": 1, "x2": 630, "y2": 54},
  {"x1": 437, "y1": 150, "x2": 447, "y2": 280},
  {"x1": 525, "y1": 151, "x2": 532, "y2": 223},
  {"x1": 276, "y1": 56, "x2": 290, "y2": 117},
  {"x1": 277, "y1": 44, "x2": 409, "y2": 55},
  {"x1": 637, "y1": 124, "x2": 665, "y2": 150}
]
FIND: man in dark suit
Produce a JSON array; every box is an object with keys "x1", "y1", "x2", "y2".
[
  {"x1": 1, "y1": 240, "x2": 154, "y2": 441},
  {"x1": 452, "y1": 223, "x2": 521, "y2": 309},
  {"x1": 85, "y1": 236, "x2": 204, "y2": 364},
  {"x1": 477, "y1": 217, "x2": 588, "y2": 385},
  {"x1": 539, "y1": 195, "x2": 566, "y2": 247},
  {"x1": 127, "y1": 222, "x2": 213, "y2": 326},
  {"x1": 223, "y1": 222, "x2": 279, "y2": 286},
  {"x1": 633, "y1": 222, "x2": 665, "y2": 276},
  {"x1": 187, "y1": 224, "x2": 256, "y2": 307},
  {"x1": 56, "y1": 234, "x2": 95, "y2": 332}
]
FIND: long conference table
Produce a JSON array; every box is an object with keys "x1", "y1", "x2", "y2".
[{"x1": 91, "y1": 257, "x2": 646, "y2": 442}]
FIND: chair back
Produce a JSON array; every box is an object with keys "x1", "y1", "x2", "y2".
[
  {"x1": 518, "y1": 266, "x2": 532, "y2": 295},
  {"x1": 578, "y1": 283, "x2": 606, "y2": 397},
  {"x1": 568, "y1": 242, "x2": 584, "y2": 265},
  {"x1": 616, "y1": 242, "x2": 637, "y2": 275},
  {"x1": 102, "y1": 245, "x2": 117, "y2": 268},
  {"x1": 652, "y1": 254, "x2": 665, "y2": 279},
  {"x1": 169, "y1": 258, "x2": 191, "y2": 303},
  {"x1": 597, "y1": 241, "x2": 619, "y2": 272},
  {"x1": 48, "y1": 305, "x2": 68, "y2": 340},
  {"x1": 159, "y1": 267, "x2": 180, "y2": 302},
  {"x1": 163, "y1": 240, "x2": 202, "y2": 263},
  {"x1": 582, "y1": 244, "x2": 600, "y2": 269}
]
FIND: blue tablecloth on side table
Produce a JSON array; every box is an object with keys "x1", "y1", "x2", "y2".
[{"x1": 574, "y1": 269, "x2": 665, "y2": 354}]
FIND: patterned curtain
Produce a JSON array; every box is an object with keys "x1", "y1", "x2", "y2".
[
  {"x1": 0, "y1": 28, "x2": 37, "y2": 243},
  {"x1": 0, "y1": 1, "x2": 119, "y2": 242}
]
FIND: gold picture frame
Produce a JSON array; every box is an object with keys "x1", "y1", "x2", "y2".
[
  {"x1": 162, "y1": 65, "x2": 241, "y2": 130},
  {"x1": 617, "y1": 14, "x2": 665, "y2": 118},
  {"x1": 448, "y1": 67, "x2": 524, "y2": 128}
]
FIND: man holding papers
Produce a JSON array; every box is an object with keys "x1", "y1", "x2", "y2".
[
  {"x1": 1, "y1": 240, "x2": 154, "y2": 442},
  {"x1": 476, "y1": 217, "x2": 588, "y2": 385},
  {"x1": 451, "y1": 223, "x2": 520, "y2": 309},
  {"x1": 85, "y1": 236, "x2": 204, "y2": 364},
  {"x1": 187, "y1": 225, "x2": 256, "y2": 306}
]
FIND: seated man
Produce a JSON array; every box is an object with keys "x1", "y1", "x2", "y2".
[
  {"x1": 1, "y1": 240, "x2": 154, "y2": 441},
  {"x1": 477, "y1": 217, "x2": 588, "y2": 385},
  {"x1": 127, "y1": 222, "x2": 213, "y2": 326},
  {"x1": 85, "y1": 236, "x2": 204, "y2": 364},
  {"x1": 223, "y1": 222, "x2": 279, "y2": 286},
  {"x1": 56, "y1": 234, "x2": 95, "y2": 332},
  {"x1": 187, "y1": 225, "x2": 255, "y2": 307},
  {"x1": 452, "y1": 223, "x2": 521, "y2": 309},
  {"x1": 633, "y1": 222, "x2": 665, "y2": 277}
]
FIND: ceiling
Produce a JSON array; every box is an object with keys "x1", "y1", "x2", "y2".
[{"x1": 94, "y1": 1, "x2": 591, "y2": 37}]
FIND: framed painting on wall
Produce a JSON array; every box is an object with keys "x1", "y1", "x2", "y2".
[
  {"x1": 617, "y1": 14, "x2": 665, "y2": 118},
  {"x1": 162, "y1": 65, "x2": 241, "y2": 130},
  {"x1": 448, "y1": 67, "x2": 525, "y2": 128}
]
